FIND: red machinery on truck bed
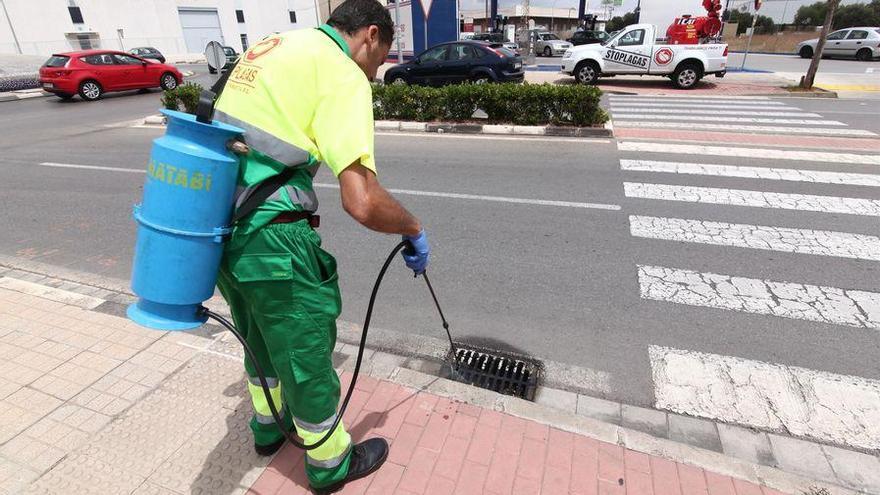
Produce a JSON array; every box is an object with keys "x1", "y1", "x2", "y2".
[{"x1": 666, "y1": 0, "x2": 723, "y2": 44}]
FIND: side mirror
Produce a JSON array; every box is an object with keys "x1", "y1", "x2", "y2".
[
  {"x1": 414, "y1": 58, "x2": 421, "y2": 65},
  {"x1": 142, "y1": 61, "x2": 148, "y2": 66}
]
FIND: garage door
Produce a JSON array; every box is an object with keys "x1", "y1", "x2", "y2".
[{"x1": 178, "y1": 8, "x2": 224, "y2": 53}]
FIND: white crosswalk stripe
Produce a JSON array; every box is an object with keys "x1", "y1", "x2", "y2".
[
  {"x1": 612, "y1": 121, "x2": 876, "y2": 137},
  {"x1": 618, "y1": 142, "x2": 880, "y2": 165},
  {"x1": 609, "y1": 98, "x2": 789, "y2": 107},
  {"x1": 629, "y1": 215, "x2": 880, "y2": 261},
  {"x1": 610, "y1": 95, "x2": 774, "y2": 100},
  {"x1": 624, "y1": 182, "x2": 880, "y2": 216},
  {"x1": 620, "y1": 160, "x2": 880, "y2": 187},
  {"x1": 649, "y1": 345, "x2": 880, "y2": 450},
  {"x1": 611, "y1": 108, "x2": 820, "y2": 117},
  {"x1": 610, "y1": 114, "x2": 847, "y2": 125},
  {"x1": 639, "y1": 266, "x2": 880, "y2": 330}
]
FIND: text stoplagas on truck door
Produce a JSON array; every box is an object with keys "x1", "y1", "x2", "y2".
[{"x1": 604, "y1": 49, "x2": 649, "y2": 69}]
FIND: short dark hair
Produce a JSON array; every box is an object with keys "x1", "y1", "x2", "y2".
[{"x1": 328, "y1": 0, "x2": 394, "y2": 46}]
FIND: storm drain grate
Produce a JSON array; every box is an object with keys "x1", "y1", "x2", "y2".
[{"x1": 444, "y1": 344, "x2": 541, "y2": 401}]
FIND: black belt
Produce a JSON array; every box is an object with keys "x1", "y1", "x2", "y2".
[{"x1": 269, "y1": 211, "x2": 320, "y2": 229}]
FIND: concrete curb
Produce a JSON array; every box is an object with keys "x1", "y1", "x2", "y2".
[
  {"x1": 1, "y1": 255, "x2": 877, "y2": 494},
  {"x1": 0, "y1": 88, "x2": 51, "y2": 103},
  {"x1": 139, "y1": 114, "x2": 614, "y2": 138},
  {"x1": 377, "y1": 120, "x2": 613, "y2": 138}
]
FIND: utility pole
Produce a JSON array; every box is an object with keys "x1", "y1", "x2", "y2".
[
  {"x1": 0, "y1": 0, "x2": 22, "y2": 54},
  {"x1": 394, "y1": 0, "x2": 402, "y2": 63},
  {"x1": 801, "y1": 0, "x2": 840, "y2": 89}
]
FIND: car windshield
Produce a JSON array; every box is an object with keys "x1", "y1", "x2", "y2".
[
  {"x1": 44, "y1": 55, "x2": 69, "y2": 67},
  {"x1": 496, "y1": 47, "x2": 516, "y2": 57},
  {"x1": 540, "y1": 34, "x2": 559, "y2": 41},
  {"x1": 223, "y1": 47, "x2": 236, "y2": 55}
]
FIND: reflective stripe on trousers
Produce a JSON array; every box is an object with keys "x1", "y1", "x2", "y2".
[
  {"x1": 247, "y1": 376, "x2": 285, "y2": 424},
  {"x1": 295, "y1": 415, "x2": 352, "y2": 469}
]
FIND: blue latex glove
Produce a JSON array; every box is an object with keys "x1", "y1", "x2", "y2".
[{"x1": 402, "y1": 229, "x2": 430, "y2": 275}]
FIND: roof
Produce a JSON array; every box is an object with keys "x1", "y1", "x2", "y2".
[{"x1": 51, "y1": 49, "x2": 125, "y2": 57}]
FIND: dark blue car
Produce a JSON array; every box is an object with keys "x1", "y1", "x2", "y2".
[{"x1": 383, "y1": 41, "x2": 524, "y2": 86}]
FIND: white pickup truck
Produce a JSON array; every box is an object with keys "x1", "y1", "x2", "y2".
[{"x1": 561, "y1": 23, "x2": 728, "y2": 89}]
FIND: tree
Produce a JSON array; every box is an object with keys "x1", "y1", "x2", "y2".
[
  {"x1": 605, "y1": 11, "x2": 638, "y2": 32},
  {"x1": 795, "y1": 0, "x2": 880, "y2": 29},
  {"x1": 801, "y1": 0, "x2": 841, "y2": 89}
]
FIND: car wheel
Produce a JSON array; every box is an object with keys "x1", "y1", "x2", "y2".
[
  {"x1": 856, "y1": 48, "x2": 873, "y2": 62},
  {"x1": 78, "y1": 80, "x2": 103, "y2": 101},
  {"x1": 471, "y1": 75, "x2": 492, "y2": 84},
  {"x1": 672, "y1": 62, "x2": 702, "y2": 89},
  {"x1": 799, "y1": 46, "x2": 813, "y2": 59},
  {"x1": 160, "y1": 72, "x2": 179, "y2": 90},
  {"x1": 56, "y1": 93, "x2": 74, "y2": 100},
  {"x1": 209, "y1": 67, "x2": 217, "y2": 74},
  {"x1": 390, "y1": 76, "x2": 408, "y2": 85},
  {"x1": 543, "y1": 46, "x2": 552, "y2": 57},
  {"x1": 574, "y1": 61, "x2": 599, "y2": 85}
]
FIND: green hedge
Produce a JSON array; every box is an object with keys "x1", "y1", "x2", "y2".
[
  {"x1": 373, "y1": 83, "x2": 608, "y2": 127},
  {"x1": 161, "y1": 82, "x2": 203, "y2": 114},
  {"x1": 162, "y1": 81, "x2": 608, "y2": 127}
]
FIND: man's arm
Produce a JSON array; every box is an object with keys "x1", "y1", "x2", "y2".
[{"x1": 338, "y1": 162, "x2": 421, "y2": 236}]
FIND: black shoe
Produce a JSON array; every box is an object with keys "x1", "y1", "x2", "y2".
[
  {"x1": 311, "y1": 438, "x2": 389, "y2": 494},
  {"x1": 254, "y1": 437, "x2": 285, "y2": 456}
]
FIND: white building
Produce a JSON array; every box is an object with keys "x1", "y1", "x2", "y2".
[
  {"x1": 638, "y1": 0, "x2": 727, "y2": 33},
  {"x1": 0, "y1": 0, "x2": 326, "y2": 57}
]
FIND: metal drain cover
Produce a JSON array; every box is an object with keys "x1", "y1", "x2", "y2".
[{"x1": 443, "y1": 343, "x2": 541, "y2": 401}]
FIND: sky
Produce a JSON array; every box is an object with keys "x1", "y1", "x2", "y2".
[{"x1": 458, "y1": 0, "x2": 869, "y2": 24}]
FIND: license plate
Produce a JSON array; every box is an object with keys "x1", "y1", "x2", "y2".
[
  {"x1": 514, "y1": 62, "x2": 522, "y2": 70},
  {"x1": 42, "y1": 83, "x2": 54, "y2": 89}
]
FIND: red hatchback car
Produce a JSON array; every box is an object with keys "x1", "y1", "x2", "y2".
[{"x1": 39, "y1": 50, "x2": 183, "y2": 101}]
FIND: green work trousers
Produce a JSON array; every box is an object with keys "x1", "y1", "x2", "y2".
[{"x1": 216, "y1": 220, "x2": 352, "y2": 489}]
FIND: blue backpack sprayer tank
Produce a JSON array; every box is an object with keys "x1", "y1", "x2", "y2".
[{"x1": 127, "y1": 104, "x2": 459, "y2": 451}]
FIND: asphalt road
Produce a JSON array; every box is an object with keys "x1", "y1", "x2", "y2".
[{"x1": 1, "y1": 81, "x2": 879, "y2": 411}]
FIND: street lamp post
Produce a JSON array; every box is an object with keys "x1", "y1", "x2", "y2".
[
  {"x1": 0, "y1": 0, "x2": 22, "y2": 54},
  {"x1": 550, "y1": 0, "x2": 557, "y2": 32}
]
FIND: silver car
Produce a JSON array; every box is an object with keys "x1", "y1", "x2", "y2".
[
  {"x1": 534, "y1": 32, "x2": 572, "y2": 57},
  {"x1": 796, "y1": 27, "x2": 880, "y2": 61}
]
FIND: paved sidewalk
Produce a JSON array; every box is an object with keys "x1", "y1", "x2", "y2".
[{"x1": 0, "y1": 271, "x2": 865, "y2": 495}]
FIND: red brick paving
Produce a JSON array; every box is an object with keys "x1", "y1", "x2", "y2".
[
  {"x1": 246, "y1": 372, "x2": 789, "y2": 495},
  {"x1": 613, "y1": 128, "x2": 880, "y2": 151}
]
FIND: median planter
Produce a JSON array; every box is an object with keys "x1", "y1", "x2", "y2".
[
  {"x1": 152, "y1": 81, "x2": 611, "y2": 136},
  {"x1": 373, "y1": 82, "x2": 608, "y2": 128}
]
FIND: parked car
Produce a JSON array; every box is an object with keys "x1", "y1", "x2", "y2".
[
  {"x1": 128, "y1": 46, "x2": 166, "y2": 64},
  {"x1": 383, "y1": 41, "x2": 523, "y2": 86},
  {"x1": 208, "y1": 46, "x2": 238, "y2": 74},
  {"x1": 796, "y1": 27, "x2": 880, "y2": 61},
  {"x1": 532, "y1": 31, "x2": 572, "y2": 57},
  {"x1": 567, "y1": 30, "x2": 609, "y2": 46},
  {"x1": 471, "y1": 33, "x2": 520, "y2": 54},
  {"x1": 39, "y1": 50, "x2": 182, "y2": 101}
]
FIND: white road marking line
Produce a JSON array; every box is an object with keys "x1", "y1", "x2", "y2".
[
  {"x1": 611, "y1": 115, "x2": 846, "y2": 126},
  {"x1": 649, "y1": 345, "x2": 880, "y2": 450},
  {"x1": 867, "y1": 68, "x2": 875, "y2": 74},
  {"x1": 629, "y1": 215, "x2": 880, "y2": 261},
  {"x1": 620, "y1": 160, "x2": 880, "y2": 187},
  {"x1": 640, "y1": 266, "x2": 880, "y2": 330},
  {"x1": 624, "y1": 182, "x2": 880, "y2": 216},
  {"x1": 612, "y1": 121, "x2": 876, "y2": 137},
  {"x1": 0, "y1": 277, "x2": 105, "y2": 310},
  {"x1": 611, "y1": 108, "x2": 821, "y2": 117},
  {"x1": 313, "y1": 183, "x2": 621, "y2": 210},
  {"x1": 618, "y1": 142, "x2": 880, "y2": 165},
  {"x1": 610, "y1": 103, "x2": 790, "y2": 111},
  {"x1": 39, "y1": 162, "x2": 144, "y2": 173},
  {"x1": 37, "y1": 162, "x2": 621, "y2": 211}
]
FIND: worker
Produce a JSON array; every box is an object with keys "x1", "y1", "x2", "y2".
[{"x1": 212, "y1": 0, "x2": 429, "y2": 492}]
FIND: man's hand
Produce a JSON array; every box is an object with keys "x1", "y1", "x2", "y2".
[
  {"x1": 338, "y1": 162, "x2": 422, "y2": 236},
  {"x1": 402, "y1": 229, "x2": 430, "y2": 274}
]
